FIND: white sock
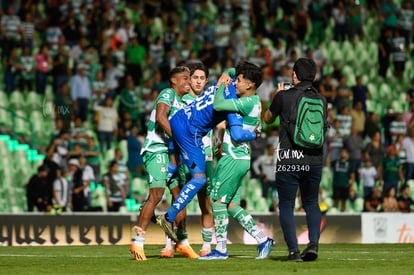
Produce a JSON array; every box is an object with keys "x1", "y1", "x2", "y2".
[
  {"x1": 165, "y1": 235, "x2": 173, "y2": 249},
  {"x1": 179, "y1": 238, "x2": 189, "y2": 246},
  {"x1": 134, "y1": 235, "x2": 145, "y2": 247}
]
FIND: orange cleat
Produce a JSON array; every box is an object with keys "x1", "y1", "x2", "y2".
[
  {"x1": 175, "y1": 243, "x2": 199, "y2": 259},
  {"x1": 160, "y1": 248, "x2": 174, "y2": 258},
  {"x1": 130, "y1": 243, "x2": 147, "y2": 261}
]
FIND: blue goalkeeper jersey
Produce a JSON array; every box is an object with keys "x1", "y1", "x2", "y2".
[{"x1": 181, "y1": 84, "x2": 227, "y2": 136}]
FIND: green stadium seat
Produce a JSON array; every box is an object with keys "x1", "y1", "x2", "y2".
[
  {"x1": 0, "y1": 90, "x2": 9, "y2": 108},
  {"x1": 25, "y1": 91, "x2": 43, "y2": 110},
  {"x1": 13, "y1": 110, "x2": 31, "y2": 137},
  {"x1": 9, "y1": 91, "x2": 25, "y2": 110}
]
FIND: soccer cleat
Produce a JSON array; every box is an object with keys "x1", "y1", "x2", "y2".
[
  {"x1": 156, "y1": 214, "x2": 179, "y2": 243},
  {"x1": 300, "y1": 245, "x2": 318, "y2": 261},
  {"x1": 160, "y1": 248, "x2": 174, "y2": 258},
  {"x1": 199, "y1": 248, "x2": 211, "y2": 257},
  {"x1": 130, "y1": 243, "x2": 147, "y2": 261},
  {"x1": 175, "y1": 243, "x2": 199, "y2": 259},
  {"x1": 256, "y1": 238, "x2": 275, "y2": 259},
  {"x1": 286, "y1": 251, "x2": 303, "y2": 262},
  {"x1": 198, "y1": 249, "x2": 229, "y2": 260}
]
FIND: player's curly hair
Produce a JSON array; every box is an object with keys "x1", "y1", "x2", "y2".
[{"x1": 235, "y1": 61, "x2": 263, "y2": 88}]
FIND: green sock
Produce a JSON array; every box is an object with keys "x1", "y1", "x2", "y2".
[
  {"x1": 228, "y1": 205, "x2": 267, "y2": 244},
  {"x1": 212, "y1": 201, "x2": 228, "y2": 253}
]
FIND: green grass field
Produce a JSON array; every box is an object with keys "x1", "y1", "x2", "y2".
[{"x1": 1, "y1": 244, "x2": 414, "y2": 275}]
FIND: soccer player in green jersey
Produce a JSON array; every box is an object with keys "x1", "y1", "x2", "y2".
[
  {"x1": 130, "y1": 66, "x2": 190, "y2": 261},
  {"x1": 160, "y1": 62, "x2": 214, "y2": 258},
  {"x1": 199, "y1": 63, "x2": 275, "y2": 260}
]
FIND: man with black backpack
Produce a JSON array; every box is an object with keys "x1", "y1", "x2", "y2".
[{"x1": 264, "y1": 58, "x2": 328, "y2": 262}]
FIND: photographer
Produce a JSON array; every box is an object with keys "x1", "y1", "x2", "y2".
[{"x1": 263, "y1": 58, "x2": 328, "y2": 262}]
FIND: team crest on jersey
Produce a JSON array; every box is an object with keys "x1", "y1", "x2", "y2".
[{"x1": 160, "y1": 165, "x2": 167, "y2": 173}]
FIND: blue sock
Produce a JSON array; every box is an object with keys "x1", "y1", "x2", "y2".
[
  {"x1": 167, "y1": 176, "x2": 206, "y2": 222},
  {"x1": 167, "y1": 162, "x2": 178, "y2": 183}
]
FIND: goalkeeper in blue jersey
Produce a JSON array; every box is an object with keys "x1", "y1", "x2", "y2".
[{"x1": 156, "y1": 61, "x2": 263, "y2": 244}]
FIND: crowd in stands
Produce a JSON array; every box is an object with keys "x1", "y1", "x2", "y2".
[{"x1": 1, "y1": 0, "x2": 414, "y2": 214}]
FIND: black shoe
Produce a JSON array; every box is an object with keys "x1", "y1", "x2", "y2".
[
  {"x1": 300, "y1": 245, "x2": 318, "y2": 261},
  {"x1": 286, "y1": 251, "x2": 303, "y2": 262}
]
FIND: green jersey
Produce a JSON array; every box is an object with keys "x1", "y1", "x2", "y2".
[
  {"x1": 141, "y1": 88, "x2": 185, "y2": 154},
  {"x1": 182, "y1": 93, "x2": 196, "y2": 106},
  {"x1": 222, "y1": 94, "x2": 261, "y2": 160}
]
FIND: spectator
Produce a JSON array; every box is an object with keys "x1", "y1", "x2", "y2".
[
  {"x1": 345, "y1": 126, "x2": 364, "y2": 183},
  {"x1": 364, "y1": 186, "x2": 384, "y2": 212},
  {"x1": 94, "y1": 96, "x2": 118, "y2": 152},
  {"x1": 350, "y1": 101, "x2": 366, "y2": 136},
  {"x1": 70, "y1": 117, "x2": 90, "y2": 147},
  {"x1": 336, "y1": 105, "x2": 352, "y2": 139},
  {"x1": 54, "y1": 82, "x2": 73, "y2": 131},
  {"x1": 252, "y1": 144, "x2": 277, "y2": 201},
  {"x1": 390, "y1": 29, "x2": 407, "y2": 80},
  {"x1": 52, "y1": 37, "x2": 71, "y2": 94},
  {"x1": 330, "y1": 148, "x2": 355, "y2": 212},
  {"x1": 79, "y1": 154, "x2": 95, "y2": 209},
  {"x1": 351, "y1": 76, "x2": 370, "y2": 114},
  {"x1": 381, "y1": 0, "x2": 399, "y2": 31},
  {"x1": 127, "y1": 127, "x2": 144, "y2": 178},
  {"x1": 319, "y1": 74, "x2": 337, "y2": 106},
  {"x1": 52, "y1": 168, "x2": 70, "y2": 212},
  {"x1": 335, "y1": 75, "x2": 352, "y2": 114},
  {"x1": 380, "y1": 145, "x2": 404, "y2": 196},
  {"x1": 26, "y1": 165, "x2": 50, "y2": 212},
  {"x1": 402, "y1": 127, "x2": 414, "y2": 182},
  {"x1": 68, "y1": 158, "x2": 88, "y2": 211},
  {"x1": 18, "y1": 45, "x2": 35, "y2": 93},
  {"x1": 71, "y1": 64, "x2": 92, "y2": 122},
  {"x1": 119, "y1": 75, "x2": 142, "y2": 126},
  {"x1": 91, "y1": 70, "x2": 109, "y2": 106},
  {"x1": 359, "y1": 158, "x2": 378, "y2": 198},
  {"x1": 0, "y1": 5, "x2": 21, "y2": 61},
  {"x1": 126, "y1": 36, "x2": 147, "y2": 86},
  {"x1": 34, "y1": 44, "x2": 51, "y2": 95},
  {"x1": 104, "y1": 58, "x2": 124, "y2": 98},
  {"x1": 364, "y1": 112, "x2": 381, "y2": 142},
  {"x1": 327, "y1": 119, "x2": 344, "y2": 165},
  {"x1": 332, "y1": 1, "x2": 347, "y2": 42},
  {"x1": 378, "y1": 27, "x2": 393, "y2": 78},
  {"x1": 397, "y1": 184, "x2": 414, "y2": 212},
  {"x1": 213, "y1": 15, "x2": 231, "y2": 61},
  {"x1": 4, "y1": 47, "x2": 19, "y2": 95},
  {"x1": 84, "y1": 137, "x2": 101, "y2": 182},
  {"x1": 102, "y1": 160, "x2": 127, "y2": 212},
  {"x1": 406, "y1": 79, "x2": 414, "y2": 106},
  {"x1": 398, "y1": 0, "x2": 414, "y2": 49},
  {"x1": 390, "y1": 112, "x2": 407, "y2": 144},
  {"x1": 345, "y1": 0, "x2": 364, "y2": 42},
  {"x1": 381, "y1": 106, "x2": 397, "y2": 147},
  {"x1": 364, "y1": 131, "x2": 386, "y2": 172},
  {"x1": 382, "y1": 186, "x2": 399, "y2": 212},
  {"x1": 112, "y1": 148, "x2": 130, "y2": 195}
]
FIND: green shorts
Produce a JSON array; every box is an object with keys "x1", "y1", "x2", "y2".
[
  {"x1": 143, "y1": 150, "x2": 169, "y2": 189},
  {"x1": 210, "y1": 155, "x2": 250, "y2": 204}
]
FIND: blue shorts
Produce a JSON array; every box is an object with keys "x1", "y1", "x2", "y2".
[{"x1": 170, "y1": 112, "x2": 206, "y2": 175}]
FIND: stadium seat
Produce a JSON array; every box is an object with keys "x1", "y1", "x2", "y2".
[
  {"x1": 0, "y1": 90, "x2": 9, "y2": 108},
  {"x1": 8, "y1": 91, "x2": 25, "y2": 110},
  {"x1": 25, "y1": 91, "x2": 43, "y2": 111}
]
